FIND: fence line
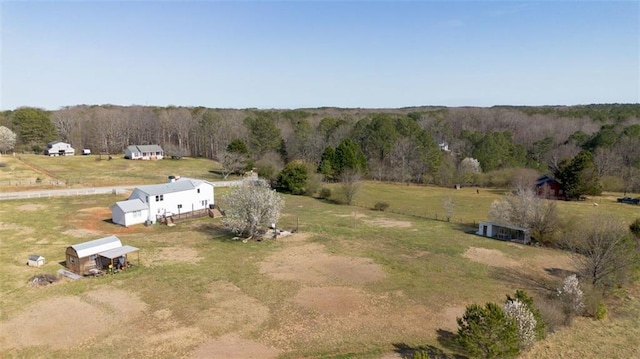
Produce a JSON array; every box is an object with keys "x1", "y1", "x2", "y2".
[
  {"x1": 0, "y1": 188, "x2": 127, "y2": 200},
  {"x1": 359, "y1": 205, "x2": 481, "y2": 228}
]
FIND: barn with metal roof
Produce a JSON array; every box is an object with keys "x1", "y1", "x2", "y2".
[{"x1": 65, "y1": 235, "x2": 139, "y2": 275}]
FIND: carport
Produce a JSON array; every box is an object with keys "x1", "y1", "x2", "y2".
[{"x1": 98, "y1": 245, "x2": 140, "y2": 271}]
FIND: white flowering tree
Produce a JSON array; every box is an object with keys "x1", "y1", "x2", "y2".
[
  {"x1": 459, "y1": 157, "x2": 482, "y2": 183},
  {"x1": 0, "y1": 126, "x2": 17, "y2": 153},
  {"x1": 557, "y1": 274, "x2": 585, "y2": 316},
  {"x1": 503, "y1": 299, "x2": 537, "y2": 349},
  {"x1": 221, "y1": 179, "x2": 284, "y2": 238}
]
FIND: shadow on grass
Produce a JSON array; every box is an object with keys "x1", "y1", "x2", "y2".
[
  {"x1": 391, "y1": 330, "x2": 467, "y2": 359},
  {"x1": 490, "y1": 267, "x2": 563, "y2": 296}
]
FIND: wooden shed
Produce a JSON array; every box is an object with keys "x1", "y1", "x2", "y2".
[
  {"x1": 27, "y1": 254, "x2": 45, "y2": 267},
  {"x1": 65, "y1": 235, "x2": 139, "y2": 275}
]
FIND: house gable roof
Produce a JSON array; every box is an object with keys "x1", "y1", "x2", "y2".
[
  {"x1": 137, "y1": 145, "x2": 163, "y2": 153},
  {"x1": 536, "y1": 175, "x2": 559, "y2": 187},
  {"x1": 71, "y1": 235, "x2": 122, "y2": 258},
  {"x1": 114, "y1": 198, "x2": 147, "y2": 213},
  {"x1": 126, "y1": 145, "x2": 163, "y2": 154},
  {"x1": 133, "y1": 178, "x2": 209, "y2": 196}
]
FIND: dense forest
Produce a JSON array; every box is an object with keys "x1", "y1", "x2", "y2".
[{"x1": 1, "y1": 104, "x2": 639, "y2": 192}]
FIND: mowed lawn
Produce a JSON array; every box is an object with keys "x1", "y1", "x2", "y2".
[
  {"x1": 0, "y1": 154, "x2": 227, "y2": 190},
  {"x1": 0, "y1": 180, "x2": 638, "y2": 358}
]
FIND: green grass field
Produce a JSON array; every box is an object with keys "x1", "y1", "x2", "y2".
[
  {"x1": 0, "y1": 164, "x2": 638, "y2": 357},
  {"x1": 0, "y1": 154, "x2": 228, "y2": 190}
]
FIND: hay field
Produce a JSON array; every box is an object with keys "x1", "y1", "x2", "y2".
[{"x1": 0, "y1": 181, "x2": 638, "y2": 358}]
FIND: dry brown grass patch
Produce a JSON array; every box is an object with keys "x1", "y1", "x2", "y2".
[
  {"x1": 197, "y1": 281, "x2": 270, "y2": 335},
  {"x1": 17, "y1": 204, "x2": 44, "y2": 211},
  {"x1": 0, "y1": 287, "x2": 147, "y2": 350},
  {"x1": 143, "y1": 247, "x2": 202, "y2": 266},
  {"x1": 463, "y1": 247, "x2": 519, "y2": 268},
  {"x1": 293, "y1": 286, "x2": 370, "y2": 315},
  {"x1": 191, "y1": 334, "x2": 281, "y2": 359},
  {"x1": 363, "y1": 218, "x2": 413, "y2": 228},
  {"x1": 260, "y1": 243, "x2": 385, "y2": 285}
]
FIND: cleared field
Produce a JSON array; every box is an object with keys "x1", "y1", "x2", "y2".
[
  {"x1": 1, "y1": 154, "x2": 228, "y2": 190},
  {"x1": 0, "y1": 181, "x2": 638, "y2": 358}
]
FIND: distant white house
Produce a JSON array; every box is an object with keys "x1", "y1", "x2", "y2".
[
  {"x1": 111, "y1": 176, "x2": 214, "y2": 226},
  {"x1": 45, "y1": 141, "x2": 75, "y2": 156},
  {"x1": 124, "y1": 145, "x2": 164, "y2": 160}
]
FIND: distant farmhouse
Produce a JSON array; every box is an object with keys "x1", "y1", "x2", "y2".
[
  {"x1": 124, "y1": 145, "x2": 164, "y2": 160},
  {"x1": 111, "y1": 176, "x2": 214, "y2": 227},
  {"x1": 535, "y1": 175, "x2": 565, "y2": 200},
  {"x1": 45, "y1": 141, "x2": 75, "y2": 156}
]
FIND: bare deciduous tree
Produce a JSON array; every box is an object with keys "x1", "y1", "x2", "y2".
[
  {"x1": 221, "y1": 179, "x2": 284, "y2": 239},
  {"x1": 569, "y1": 215, "x2": 639, "y2": 290},
  {"x1": 339, "y1": 169, "x2": 361, "y2": 205},
  {"x1": 489, "y1": 187, "x2": 559, "y2": 245},
  {"x1": 443, "y1": 196, "x2": 455, "y2": 222},
  {"x1": 219, "y1": 150, "x2": 249, "y2": 179}
]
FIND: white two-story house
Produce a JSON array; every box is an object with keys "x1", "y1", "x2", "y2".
[
  {"x1": 111, "y1": 177, "x2": 214, "y2": 226},
  {"x1": 45, "y1": 141, "x2": 75, "y2": 156}
]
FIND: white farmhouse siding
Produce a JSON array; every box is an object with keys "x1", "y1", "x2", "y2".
[
  {"x1": 112, "y1": 177, "x2": 214, "y2": 225},
  {"x1": 45, "y1": 141, "x2": 75, "y2": 156},
  {"x1": 125, "y1": 145, "x2": 164, "y2": 160},
  {"x1": 111, "y1": 198, "x2": 149, "y2": 227}
]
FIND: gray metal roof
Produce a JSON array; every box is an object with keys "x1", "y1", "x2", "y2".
[
  {"x1": 126, "y1": 145, "x2": 163, "y2": 154},
  {"x1": 28, "y1": 254, "x2": 44, "y2": 261},
  {"x1": 114, "y1": 198, "x2": 147, "y2": 213},
  {"x1": 134, "y1": 178, "x2": 206, "y2": 196},
  {"x1": 71, "y1": 235, "x2": 122, "y2": 258},
  {"x1": 99, "y1": 245, "x2": 139, "y2": 259}
]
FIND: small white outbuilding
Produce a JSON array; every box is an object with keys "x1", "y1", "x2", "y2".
[{"x1": 27, "y1": 254, "x2": 45, "y2": 267}]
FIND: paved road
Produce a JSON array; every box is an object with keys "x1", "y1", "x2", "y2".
[{"x1": 0, "y1": 180, "x2": 243, "y2": 201}]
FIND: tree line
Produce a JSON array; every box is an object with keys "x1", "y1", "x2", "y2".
[{"x1": 1, "y1": 104, "x2": 639, "y2": 191}]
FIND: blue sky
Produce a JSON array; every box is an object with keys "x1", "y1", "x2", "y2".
[{"x1": 1, "y1": 1, "x2": 638, "y2": 110}]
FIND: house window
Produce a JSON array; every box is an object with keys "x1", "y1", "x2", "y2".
[
  {"x1": 177, "y1": 204, "x2": 182, "y2": 209},
  {"x1": 155, "y1": 195, "x2": 159, "y2": 202},
  {"x1": 68, "y1": 256, "x2": 75, "y2": 264},
  {"x1": 155, "y1": 195, "x2": 164, "y2": 202},
  {"x1": 197, "y1": 189, "x2": 200, "y2": 194},
  {"x1": 160, "y1": 195, "x2": 163, "y2": 201}
]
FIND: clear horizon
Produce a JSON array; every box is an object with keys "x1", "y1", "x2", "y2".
[{"x1": 1, "y1": 1, "x2": 638, "y2": 111}]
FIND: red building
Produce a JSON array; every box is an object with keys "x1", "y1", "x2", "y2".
[{"x1": 535, "y1": 175, "x2": 565, "y2": 200}]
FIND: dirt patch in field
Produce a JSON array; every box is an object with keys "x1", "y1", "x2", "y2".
[
  {"x1": 0, "y1": 222, "x2": 35, "y2": 235},
  {"x1": 83, "y1": 287, "x2": 148, "y2": 316},
  {"x1": 17, "y1": 204, "x2": 44, "y2": 211},
  {"x1": 69, "y1": 206, "x2": 140, "y2": 235},
  {"x1": 0, "y1": 287, "x2": 147, "y2": 350},
  {"x1": 293, "y1": 286, "x2": 370, "y2": 315},
  {"x1": 63, "y1": 228, "x2": 100, "y2": 237},
  {"x1": 463, "y1": 247, "x2": 519, "y2": 268},
  {"x1": 144, "y1": 247, "x2": 202, "y2": 266},
  {"x1": 363, "y1": 218, "x2": 413, "y2": 228},
  {"x1": 191, "y1": 334, "x2": 281, "y2": 359},
  {"x1": 436, "y1": 305, "x2": 467, "y2": 331},
  {"x1": 197, "y1": 281, "x2": 270, "y2": 335},
  {"x1": 260, "y1": 243, "x2": 385, "y2": 285}
]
